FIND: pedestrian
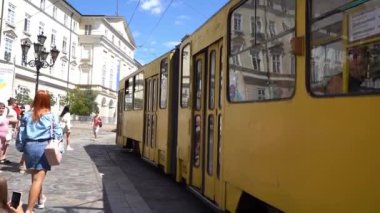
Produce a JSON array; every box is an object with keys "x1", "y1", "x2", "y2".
[
  {"x1": 0, "y1": 176, "x2": 24, "y2": 213},
  {"x1": 0, "y1": 99, "x2": 18, "y2": 164},
  {"x1": 16, "y1": 90, "x2": 63, "y2": 212},
  {"x1": 18, "y1": 104, "x2": 31, "y2": 174},
  {"x1": 92, "y1": 112, "x2": 102, "y2": 139},
  {"x1": 59, "y1": 105, "x2": 73, "y2": 150},
  {"x1": 0, "y1": 102, "x2": 10, "y2": 164}
]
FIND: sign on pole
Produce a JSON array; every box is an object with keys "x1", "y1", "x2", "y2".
[{"x1": 0, "y1": 63, "x2": 15, "y2": 103}]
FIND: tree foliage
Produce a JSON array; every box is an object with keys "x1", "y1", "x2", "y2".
[
  {"x1": 49, "y1": 93, "x2": 57, "y2": 106},
  {"x1": 15, "y1": 88, "x2": 33, "y2": 105},
  {"x1": 67, "y1": 88, "x2": 98, "y2": 115}
]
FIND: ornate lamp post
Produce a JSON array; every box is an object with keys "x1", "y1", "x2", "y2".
[{"x1": 21, "y1": 32, "x2": 60, "y2": 94}]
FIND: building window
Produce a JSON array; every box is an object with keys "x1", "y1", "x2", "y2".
[
  {"x1": 7, "y1": 3, "x2": 16, "y2": 26},
  {"x1": 109, "y1": 68, "x2": 114, "y2": 89},
  {"x1": 73, "y1": 21, "x2": 77, "y2": 30},
  {"x1": 256, "y1": 17, "x2": 262, "y2": 33},
  {"x1": 251, "y1": 51, "x2": 261, "y2": 70},
  {"x1": 258, "y1": 88, "x2": 266, "y2": 100},
  {"x1": 102, "y1": 64, "x2": 106, "y2": 86},
  {"x1": 269, "y1": 21, "x2": 276, "y2": 37},
  {"x1": 62, "y1": 37, "x2": 67, "y2": 53},
  {"x1": 51, "y1": 30, "x2": 56, "y2": 47},
  {"x1": 21, "y1": 46, "x2": 28, "y2": 66},
  {"x1": 53, "y1": 6, "x2": 57, "y2": 18},
  {"x1": 233, "y1": 13, "x2": 242, "y2": 32},
  {"x1": 267, "y1": 0, "x2": 273, "y2": 8},
  {"x1": 64, "y1": 14, "x2": 68, "y2": 26},
  {"x1": 4, "y1": 38, "x2": 13, "y2": 62},
  {"x1": 85, "y1": 25, "x2": 92, "y2": 35},
  {"x1": 61, "y1": 61, "x2": 66, "y2": 77},
  {"x1": 40, "y1": 0, "x2": 45, "y2": 10},
  {"x1": 24, "y1": 13, "x2": 31, "y2": 33},
  {"x1": 39, "y1": 22, "x2": 44, "y2": 34},
  {"x1": 272, "y1": 54, "x2": 281, "y2": 73},
  {"x1": 250, "y1": 16, "x2": 255, "y2": 35},
  {"x1": 72, "y1": 43, "x2": 76, "y2": 57},
  {"x1": 112, "y1": 35, "x2": 115, "y2": 43}
]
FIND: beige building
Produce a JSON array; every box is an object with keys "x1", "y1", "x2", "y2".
[{"x1": 0, "y1": 0, "x2": 140, "y2": 122}]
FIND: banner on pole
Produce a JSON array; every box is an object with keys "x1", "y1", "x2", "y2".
[{"x1": 0, "y1": 63, "x2": 15, "y2": 103}]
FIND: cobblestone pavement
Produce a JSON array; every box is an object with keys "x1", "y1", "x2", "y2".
[
  {"x1": 1, "y1": 123, "x2": 112, "y2": 213},
  {"x1": 0, "y1": 123, "x2": 213, "y2": 213}
]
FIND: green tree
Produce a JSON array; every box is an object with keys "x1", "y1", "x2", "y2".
[
  {"x1": 67, "y1": 88, "x2": 98, "y2": 115},
  {"x1": 15, "y1": 87, "x2": 33, "y2": 105},
  {"x1": 49, "y1": 93, "x2": 57, "y2": 106}
]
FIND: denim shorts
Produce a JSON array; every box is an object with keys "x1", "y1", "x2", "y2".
[{"x1": 24, "y1": 141, "x2": 51, "y2": 171}]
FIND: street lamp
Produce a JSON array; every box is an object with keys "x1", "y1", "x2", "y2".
[{"x1": 21, "y1": 32, "x2": 60, "y2": 94}]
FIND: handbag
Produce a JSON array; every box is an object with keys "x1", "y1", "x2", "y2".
[
  {"x1": 5, "y1": 129, "x2": 12, "y2": 141},
  {"x1": 44, "y1": 115, "x2": 64, "y2": 166}
]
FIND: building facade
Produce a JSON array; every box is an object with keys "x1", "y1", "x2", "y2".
[{"x1": 0, "y1": 0, "x2": 140, "y2": 122}]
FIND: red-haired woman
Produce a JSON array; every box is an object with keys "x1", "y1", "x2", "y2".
[{"x1": 16, "y1": 90, "x2": 62, "y2": 213}]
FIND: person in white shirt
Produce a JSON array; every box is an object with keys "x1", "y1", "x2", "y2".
[
  {"x1": 59, "y1": 105, "x2": 73, "y2": 151},
  {"x1": 0, "y1": 98, "x2": 18, "y2": 164}
]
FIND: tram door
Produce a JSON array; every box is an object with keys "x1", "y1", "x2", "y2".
[
  {"x1": 143, "y1": 76, "x2": 158, "y2": 161},
  {"x1": 190, "y1": 41, "x2": 222, "y2": 201},
  {"x1": 191, "y1": 52, "x2": 206, "y2": 190}
]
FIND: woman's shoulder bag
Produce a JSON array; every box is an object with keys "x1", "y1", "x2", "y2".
[{"x1": 44, "y1": 114, "x2": 64, "y2": 166}]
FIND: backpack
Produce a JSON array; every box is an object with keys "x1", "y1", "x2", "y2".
[{"x1": 99, "y1": 118, "x2": 102, "y2": 128}]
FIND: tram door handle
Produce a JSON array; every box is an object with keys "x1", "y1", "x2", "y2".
[{"x1": 189, "y1": 118, "x2": 191, "y2": 135}]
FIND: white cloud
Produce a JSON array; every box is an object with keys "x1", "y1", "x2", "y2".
[
  {"x1": 141, "y1": 0, "x2": 163, "y2": 15},
  {"x1": 163, "y1": 41, "x2": 180, "y2": 48}
]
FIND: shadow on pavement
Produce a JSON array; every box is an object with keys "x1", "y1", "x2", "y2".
[{"x1": 83, "y1": 144, "x2": 214, "y2": 213}]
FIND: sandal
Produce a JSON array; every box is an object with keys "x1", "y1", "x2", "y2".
[
  {"x1": 0, "y1": 159, "x2": 11, "y2": 164},
  {"x1": 19, "y1": 165, "x2": 26, "y2": 174},
  {"x1": 36, "y1": 195, "x2": 47, "y2": 209}
]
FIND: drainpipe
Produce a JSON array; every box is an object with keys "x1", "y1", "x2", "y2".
[{"x1": 66, "y1": 12, "x2": 74, "y2": 95}]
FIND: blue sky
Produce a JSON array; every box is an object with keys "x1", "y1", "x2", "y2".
[{"x1": 66, "y1": 0, "x2": 229, "y2": 65}]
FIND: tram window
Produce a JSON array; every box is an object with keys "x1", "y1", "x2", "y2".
[
  {"x1": 217, "y1": 114, "x2": 222, "y2": 179},
  {"x1": 160, "y1": 58, "x2": 168, "y2": 109},
  {"x1": 193, "y1": 115, "x2": 201, "y2": 168},
  {"x1": 219, "y1": 46, "x2": 223, "y2": 109},
  {"x1": 181, "y1": 44, "x2": 191, "y2": 108},
  {"x1": 228, "y1": 0, "x2": 296, "y2": 102},
  {"x1": 309, "y1": 0, "x2": 380, "y2": 96},
  {"x1": 124, "y1": 78, "x2": 133, "y2": 110},
  {"x1": 195, "y1": 60, "x2": 202, "y2": 110},
  {"x1": 134, "y1": 73, "x2": 144, "y2": 110},
  {"x1": 207, "y1": 115, "x2": 214, "y2": 175},
  {"x1": 209, "y1": 51, "x2": 216, "y2": 110}
]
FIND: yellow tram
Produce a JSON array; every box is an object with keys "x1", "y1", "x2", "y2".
[{"x1": 117, "y1": 0, "x2": 380, "y2": 212}]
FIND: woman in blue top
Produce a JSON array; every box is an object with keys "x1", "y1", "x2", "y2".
[{"x1": 17, "y1": 90, "x2": 62, "y2": 213}]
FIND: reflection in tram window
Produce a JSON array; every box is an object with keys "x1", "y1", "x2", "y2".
[
  {"x1": 195, "y1": 60, "x2": 202, "y2": 110},
  {"x1": 134, "y1": 73, "x2": 144, "y2": 110},
  {"x1": 181, "y1": 44, "x2": 191, "y2": 107},
  {"x1": 209, "y1": 51, "x2": 216, "y2": 109},
  {"x1": 160, "y1": 58, "x2": 168, "y2": 108},
  {"x1": 219, "y1": 46, "x2": 223, "y2": 109},
  {"x1": 229, "y1": 0, "x2": 295, "y2": 102},
  {"x1": 193, "y1": 115, "x2": 201, "y2": 167},
  {"x1": 217, "y1": 115, "x2": 222, "y2": 179},
  {"x1": 207, "y1": 115, "x2": 214, "y2": 175},
  {"x1": 125, "y1": 78, "x2": 133, "y2": 110},
  {"x1": 310, "y1": 0, "x2": 380, "y2": 95}
]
